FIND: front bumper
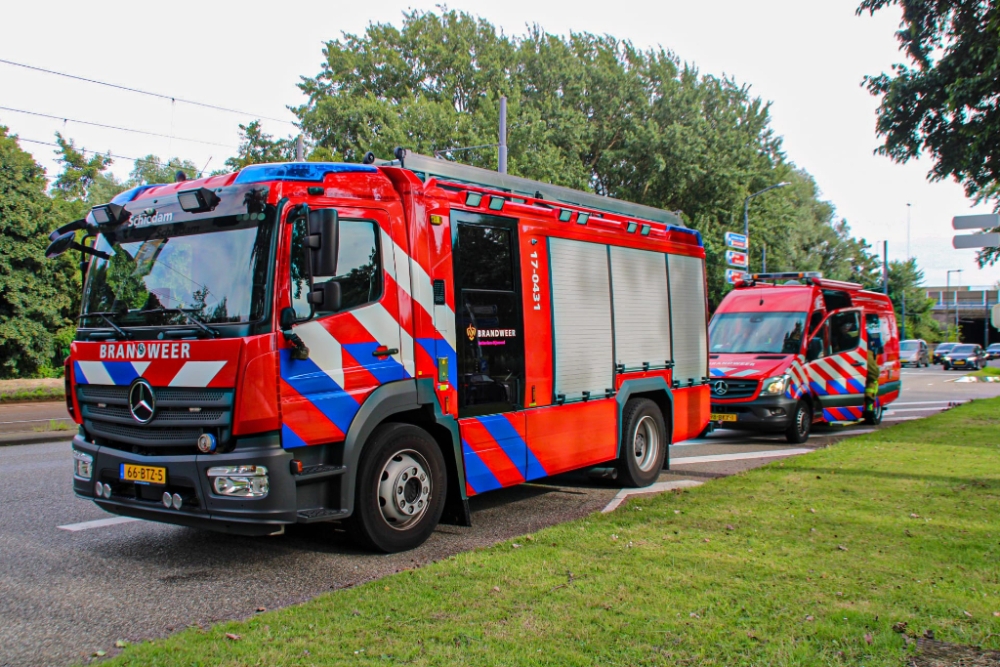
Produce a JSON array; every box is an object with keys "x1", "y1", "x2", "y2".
[
  {"x1": 72, "y1": 432, "x2": 296, "y2": 536},
  {"x1": 711, "y1": 394, "x2": 799, "y2": 432}
]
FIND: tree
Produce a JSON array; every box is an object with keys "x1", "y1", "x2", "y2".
[
  {"x1": 887, "y1": 258, "x2": 941, "y2": 342},
  {"x1": 857, "y1": 0, "x2": 1000, "y2": 265},
  {"x1": 296, "y1": 9, "x2": 883, "y2": 304},
  {"x1": 224, "y1": 121, "x2": 297, "y2": 171},
  {"x1": 0, "y1": 127, "x2": 78, "y2": 377},
  {"x1": 50, "y1": 133, "x2": 112, "y2": 203}
]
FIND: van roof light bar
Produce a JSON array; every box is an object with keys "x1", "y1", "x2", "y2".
[
  {"x1": 751, "y1": 272, "x2": 822, "y2": 281},
  {"x1": 381, "y1": 149, "x2": 685, "y2": 229}
]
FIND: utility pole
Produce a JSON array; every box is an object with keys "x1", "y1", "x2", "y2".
[
  {"x1": 946, "y1": 269, "x2": 963, "y2": 341},
  {"x1": 761, "y1": 244, "x2": 767, "y2": 273},
  {"x1": 883, "y1": 241, "x2": 889, "y2": 295},
  {"x1": 906, "y1": 203, "x2": 911, "y2": 260},
  {"x1": 296, "y1": 135, "x2": 304, "y2": 162},
  {"x1": 498, "y1": 96, "x2": 508, "y2": 174}
]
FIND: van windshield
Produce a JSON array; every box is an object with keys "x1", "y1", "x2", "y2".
[
  {"x1": 709, "y1": 311, "x2": 808, "y2": 354},
  {"x1": 900, "y1": 341, "x2": 919, "y2": 352}
]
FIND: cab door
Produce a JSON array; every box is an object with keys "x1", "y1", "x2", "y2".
[
  {"x1": 450, "y1": 211, "x2": 530, "y2": 494},
  {"x1": 279, "y1": 208, "x2": 405, "y2": 447},
  {"x1": 804, "y1": 307, "x2": 868, "y2": 421}
]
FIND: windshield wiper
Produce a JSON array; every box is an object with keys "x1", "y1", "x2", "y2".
[
  {"x1": 138, "y1": 308, "x2": 220, "y2": 338},
  {"x1": 78, "y1": 311, "x2": 132, "y2": 340}
]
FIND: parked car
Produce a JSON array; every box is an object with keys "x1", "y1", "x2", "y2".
[
  {"x1": 985, "y1": 343, "x2": 1000, "y2": 360},
  {"x1": 932, "y1": 342, "x2": 958, "y2": 364},
  {"x1": 899, "y1": 339, "x2": 930, "y2": 367},
  {"x1": 941, "y1": 344, "x2": 985, "y2": 371}
]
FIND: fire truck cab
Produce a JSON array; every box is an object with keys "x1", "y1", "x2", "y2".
[
  {"x1": 48, "y1": 151, "x2": 710, "y2": 552},
  {"x1": 707, "y1": 272, "x2": 900, "y2": 442}
]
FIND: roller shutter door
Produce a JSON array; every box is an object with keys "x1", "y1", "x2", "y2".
[
  {"x1": 668, "y1": 254, "x2": 708, "y2": 385},
  {"x1": 609, "y1": 246, "x2": 671, "y2": 370},
  {"x1": 549, "y1": 238, "x2": 614, "y2": 401}
]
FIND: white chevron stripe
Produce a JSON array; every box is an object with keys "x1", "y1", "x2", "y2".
[
  {"x1": 390, "y1": 239, "x2": 416, "y2": 376},
  {"x1": 291, "y1": 321, "x2": 344, "y2": 388},
  {"x1": 380, "y1": 228, "x2": 397, "y2": 281},
  {"x1": 732, "y1": 369, "x2": 757, "y2": 377},
  {"x1": 408, "y1": 253, "x2": 457, "y2": 351},
  {"x1": 828, "y1": 355, "x2": 862, "y2": 379},
  {"x1": 132, "y1": 361, "x2": 151, "y2": 377},
  {"x1": 168, "y1": 361, "x2": 227, "y2": 387},
  {"x1": 76, "y1": 361, "x2": 113, "y2": 385},
  {"x1": 352, "y1": 303, "x2": 413, "y2": 376}
]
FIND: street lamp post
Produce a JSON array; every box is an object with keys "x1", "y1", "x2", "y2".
[
  {"x1": 743, "y1": 183, "x2": 790, "y2": 266},
  {"x1": 946, "y1": 269, "x2": 963, "y2": 341}
]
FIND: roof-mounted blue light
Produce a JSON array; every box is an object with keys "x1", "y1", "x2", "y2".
[
  {"x1": 110, "y1": 184, "x2": 163, "y2": 205},
  {"x1": 233, "y1": 162, "x2": 377, "y2": 185}
]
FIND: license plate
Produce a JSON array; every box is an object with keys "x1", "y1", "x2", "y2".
[
  {"x1": 120, "y1": 463, "x2": 167, "y2": 485},
  {"x1": 711, "y1": 413, "x2": 738, "y2": 422}
]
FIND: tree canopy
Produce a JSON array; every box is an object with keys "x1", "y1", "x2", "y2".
[
  {"x1": 858, "y1": 0, "x2": 1000, "y2": 265},
  {"x1": 295, "y1": 9, "x2": 883, "y2": 303}
]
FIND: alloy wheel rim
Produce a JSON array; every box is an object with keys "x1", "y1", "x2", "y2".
[
  {"x1": 377, "y1": 449, "x2": 432, "y2": 531},
  {"x1": 797, "y1": 406, "x2": 809, "y2": 436},
  {"x1": 633, "y1": 415, "x2": 660, "y2": 472}
]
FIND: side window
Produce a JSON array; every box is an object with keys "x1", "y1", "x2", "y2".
[
  {"x1": 290, "y1": 216, "x2": 382, "y2": 318},
  {"x1": 829, "y1": 311, "x2": 861, "y2": 354}
]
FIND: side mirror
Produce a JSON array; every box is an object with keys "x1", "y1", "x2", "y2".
[
  {"x1": 308, "y1": 209, "x2": 339, "y2": 278},
  {"x1": 806, "y1": 337, "x2": 823, "y2": 361},
  {"x1": 45, "y1": 231, "x2": 76, "y2": 259},
  {"x1": 307, "y1": 280, "x2": 342, "y2": 313}
]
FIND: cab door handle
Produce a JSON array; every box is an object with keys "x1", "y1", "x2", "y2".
[
  {"x1": 373, "y1": 346, "x2": 399, "y2": 357},
  {"x1": 850, "y1": 362, "x2": 865, "y2": 367}
]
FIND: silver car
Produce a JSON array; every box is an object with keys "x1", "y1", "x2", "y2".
[{"x1": 900, "y1": 339, "x2": 930, "y2": 367}]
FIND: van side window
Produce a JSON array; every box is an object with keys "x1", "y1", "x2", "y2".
[
  {"x1": 829, "y1": 311, "x2": 861, "y2": 354},
  {"x1": 290, "y1": 217, "x2": 382, "y2": 318}
]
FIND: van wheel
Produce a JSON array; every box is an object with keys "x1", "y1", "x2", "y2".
[
  {"x1": 617, "y1": 399, "x2": 666, "y2": 487},
  {"x1": 785, "y1": 401, "x2": 811, "y2": 444},
  {"x1": 348, "y1": 423, "x2": 447, "y2": 553}
]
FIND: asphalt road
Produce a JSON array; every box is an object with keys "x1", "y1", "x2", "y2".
[{"x1": 2, "y1": 364, "x2": 998, "y2": 667}]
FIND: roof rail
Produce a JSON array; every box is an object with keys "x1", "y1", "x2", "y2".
[{"x1": 378, "y1": 149, "x2": 684, "y2": 227}]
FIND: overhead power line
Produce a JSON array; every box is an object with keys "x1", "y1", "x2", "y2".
[
  {"x1": 18, "y1": 137, "x2": 209, "y2": 176},
  {"x1": 0, "y1": 105, "x2": 238, "y2": 149},
  {"x1": 0, "y1": 58, "x2": 298, "y2": 127}
]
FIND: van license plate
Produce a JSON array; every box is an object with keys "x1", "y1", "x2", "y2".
[
  {"x1": 711, "y1": 413, "x2": 737, "y2": 422},
  {"x1": 120, "y1": 463, "x2": 167, "y2": 485}
]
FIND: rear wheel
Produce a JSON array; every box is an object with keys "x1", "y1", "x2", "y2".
[
  {"x1": 785, "y1": 401, "x2": 812, "y2": 444},
  {"x1": 348, "y1": 423, "x2": 447, "y2": 553},
  {"x1": 617, "y1": 398, "x2": 666, "y2": 487}
]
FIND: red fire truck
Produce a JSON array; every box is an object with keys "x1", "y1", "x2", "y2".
[
  {"x1": 47, "y1": 150, "x2": 710, "y2": 552},
  {"x1": 707, "y1": 272, "x2": 900, "y2": 443}
]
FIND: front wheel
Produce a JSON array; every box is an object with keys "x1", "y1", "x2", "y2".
[
  {"x1": 785, "y1": 401, "x2": 812, "y2": 444},
  {"x1": 348, "y1": 423, "x2": 447, "y2": 553},
  {"x1": 617, "y1": 398, "x2": 667, "y2": 487},
  {"x1": 864, "y1": 400, "x2": 883, "y2": 425}
]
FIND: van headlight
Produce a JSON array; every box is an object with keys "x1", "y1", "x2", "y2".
[
  {"x1": 207, "y1": 465, "x2": 269, "y2": 498},
  {"x1": 73, "y1": 449, "x2": 93, "y2": 480},
  {"x1": 760, "y1": 374, "x2": 790, "y2": 396}
]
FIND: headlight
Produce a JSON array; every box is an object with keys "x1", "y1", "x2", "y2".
[
  {"x1": 943, "y1": 356, "x2": 951, "y2": 361},
  {"x1": 207, "y1": 465, "x2": 269, "y2": 498},
  {"x1": 73, "y1": 449, "x2": 93, "y2": 480},
  {"x1": 760, "y1": 374, "x2": 790, "y2": 396}
]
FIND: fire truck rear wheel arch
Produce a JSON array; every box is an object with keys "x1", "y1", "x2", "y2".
[
  {"x1": 615, "y1": 378, "x2": 675, "y2": 468},
  {"x1": 336, "y1": 379, "x2": 469, "y2": 528}
]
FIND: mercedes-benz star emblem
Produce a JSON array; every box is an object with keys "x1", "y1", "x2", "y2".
[
  {"x1": 712, "y1": 380, "x2": 729, "y2": 396},
  {"x1": 128, "y1": 379, "x2": 156, "y2": 424}
]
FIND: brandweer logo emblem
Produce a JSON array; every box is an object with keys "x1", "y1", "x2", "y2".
[{"x1": 466, "y1": 324, "x2": 477, "y2": 341}]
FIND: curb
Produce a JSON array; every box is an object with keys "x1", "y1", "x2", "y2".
[
  {"x1": 955, "y1": 376, "x2": 1000, "y2": 383},
  {"x1": 0, "y1": 431, "x2": 74, "y2": 447}
]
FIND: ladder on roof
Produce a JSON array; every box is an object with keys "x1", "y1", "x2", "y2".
[{"x1": 378, "y1": 149, "x2": 684, "y2": 228}]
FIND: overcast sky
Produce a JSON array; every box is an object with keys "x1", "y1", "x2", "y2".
[{"x1": 3, "y1": 0, "x2": 997, "y2": 288}]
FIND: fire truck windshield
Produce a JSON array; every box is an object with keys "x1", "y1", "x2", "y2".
[
  {"x1": 80, "y1": 213, "x2": 276, "y2": 330},
  {"x1": 708, "y1": 311, "x2": 808, "y2": 355}
]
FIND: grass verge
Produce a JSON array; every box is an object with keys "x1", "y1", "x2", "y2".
[
  {"x1": 966, "y1": 367, "x2": 1000, "y2": 379},
  {"x1": 103, "y1": 399, "x2": 1000, "y2": 666}
]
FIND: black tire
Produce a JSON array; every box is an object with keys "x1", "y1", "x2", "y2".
[
  {"x1": 617, "y1": 398, "x2": 667, "y2": 487},
  {"x1": 864, "y1": 400, "x2": 883, "y2": 425},
  {"x1": 785, "y1": 400, "x2": 812, "y2": 444},
  {"x1": 347, "y1": 423, "x2": 447, "y2": 553}
]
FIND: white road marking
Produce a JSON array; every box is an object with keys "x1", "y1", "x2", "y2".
[
  {"x1": 882, "y1": 416, "x2": 921, "y2": 422},
  {"x1": 58, "y1": 516, "x2": 139, "y2": 532},
  {"x1": 886, "y1": 407, "x2": 955, "y2": 413},
  {"x1": 894, "y1": 400, "x2": 965, "y2": 406},
  {"x1": 671, "y1": 448, "x2": 812, "y2": 466},
  {"x1": 602, "y1": 479, "x2": 704, "y2": 513}
]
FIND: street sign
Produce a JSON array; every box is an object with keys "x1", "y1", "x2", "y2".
[
  {"x1": 952, "y1": 232, "x2": 1000, "y2": 249},
  {"x1": 725, "y1": 269, "x2": 746, "y2": 284},
  {"x1": 724, "y1": 231, "x2": 748, "y2": 250},
  {"x1": 726, "y1": 249, "x2": 748, "y2": 268},
  {"x1": 952, "y1": 214, "x2": 1000, "y2": 230}
]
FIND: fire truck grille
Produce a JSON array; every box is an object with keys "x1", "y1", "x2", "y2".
[
  {"x1": 77, "y1": 385, "x2": 234, "y2": 454},
  {"x1": 713, "y1": 379, "x2": 758, "y2": 399}
]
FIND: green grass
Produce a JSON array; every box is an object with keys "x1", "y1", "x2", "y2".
[
  {"x1": 0, "y1": 386, "x2": 64, "y2": 403},
  {"x1": 966, "y1": 367, "x2": 1000, "y2": 378},
  {"x1": 102, "y1": 399, "x2": 1000, "y2": 666}
]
